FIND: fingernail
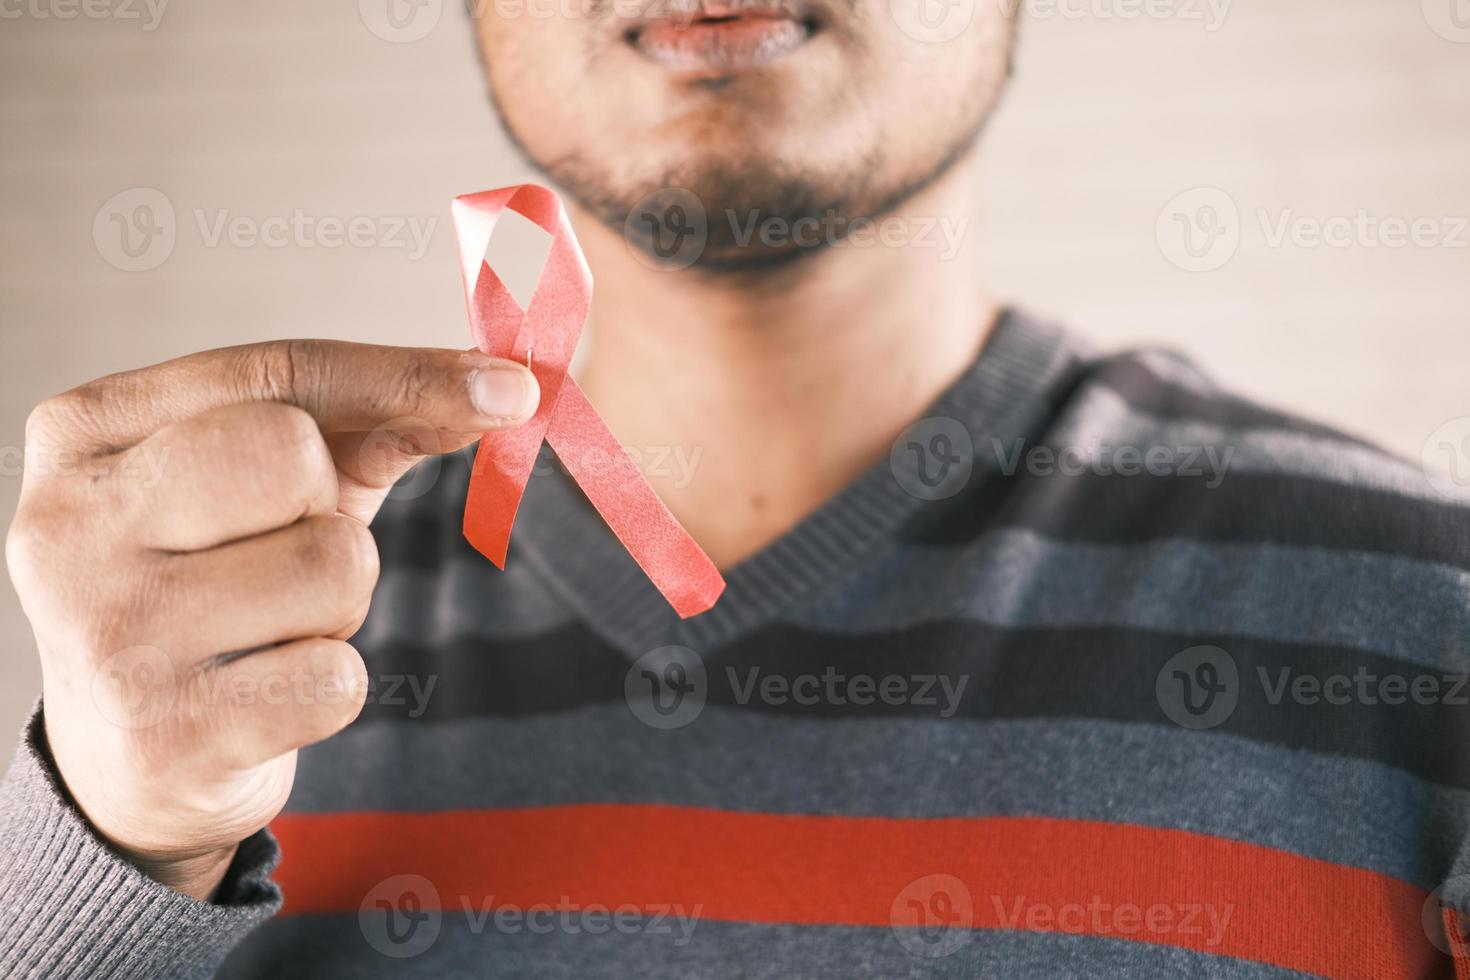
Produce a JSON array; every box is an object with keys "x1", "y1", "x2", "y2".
[{"x1": 469, "y1": 364, "x2": 539, "y2": 422}]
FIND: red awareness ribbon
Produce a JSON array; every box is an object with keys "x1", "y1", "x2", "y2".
[{"x1": 452, "y1": 184, "x2": 726, "y2": 619}]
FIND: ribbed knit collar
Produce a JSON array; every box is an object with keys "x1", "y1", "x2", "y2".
[{"x1": 512, "y1": 308, "x2": 1082, "y2": 657}]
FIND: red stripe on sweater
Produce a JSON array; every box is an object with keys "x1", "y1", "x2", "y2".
[
  {"x1": 1445, "y1": 907, "x2": 1470, "y2": 980},
  {"x1": 270, "y1": 804, "x2": 1446, "y2": 979}
]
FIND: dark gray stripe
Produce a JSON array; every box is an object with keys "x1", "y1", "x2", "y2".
[
  {"x1": 360, "y1": 524, "x2": 1470, "y2": 671},
  {"x1": 221, "y1": 909, "x2": 1308, "y2": 980},
  {"x1": 350, "y1": 620, "x2": 1470, "y2": 788},
  {"x1": 292, "y1": 707, "x2": 1463, "y2": 887},
  {"x1": 900, "y1": 460, "x2": 1470, "y2": 573},
  {"x1": 355, "y1": 551, "x2": 573, "y2": 649}
]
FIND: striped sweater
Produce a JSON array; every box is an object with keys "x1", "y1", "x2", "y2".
[{"x1": 4, "y1": 310, "x2": 1470, "y2": 979}]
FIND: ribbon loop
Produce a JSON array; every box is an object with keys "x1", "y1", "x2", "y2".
[{"x1": 453, "y1": 184, "x2": 726, "y2": 619}]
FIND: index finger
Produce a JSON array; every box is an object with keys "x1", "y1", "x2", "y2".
[{"x1": 32, "y1": 339, "x2": 539, "y2": 453}]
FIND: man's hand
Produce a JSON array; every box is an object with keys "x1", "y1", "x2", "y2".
[{"x1": 4, "y1": 340, "x2": 539, "y2": 901}]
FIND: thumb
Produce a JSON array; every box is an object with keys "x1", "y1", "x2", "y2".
[{"x1": 324, "y1": 379, "x2": 539, "y2": 524}]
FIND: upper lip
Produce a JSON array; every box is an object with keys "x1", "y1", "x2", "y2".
[{"x1": 628, "y1": 0, "x2": 820, "y2": 30}]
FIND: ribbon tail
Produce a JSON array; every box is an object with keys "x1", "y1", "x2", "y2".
[
  {"x1": 463, "y1": 420, "x2": 547, "y2": 569},
  {"x1": 547, "y1": 379, "x2": 726, "y2": 619}
]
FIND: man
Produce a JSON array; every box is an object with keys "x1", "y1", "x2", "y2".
[{"x1": 2, "y1": 0, "x2": 1467, "y2": 976}]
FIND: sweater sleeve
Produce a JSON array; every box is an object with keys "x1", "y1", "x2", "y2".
[{"x1": 0, "y1": 704, "x2": 282, "y2": 979}]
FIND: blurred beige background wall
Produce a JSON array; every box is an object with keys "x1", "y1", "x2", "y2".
[{"x1": 2, "y1": 0, "x2": 1468, "y2": 767}]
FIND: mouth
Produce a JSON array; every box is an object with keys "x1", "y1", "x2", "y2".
[{"x1": 626, "y1": 0, "x2": 821, "y2": 73}]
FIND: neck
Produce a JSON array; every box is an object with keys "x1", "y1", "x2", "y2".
[{"x1": 573, "y1": 162, "x2": 997, "y2": 569}]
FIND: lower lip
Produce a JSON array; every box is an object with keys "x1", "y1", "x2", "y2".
[{"x1": 632, "y1": 17, "x2": 814, "y2": 72}]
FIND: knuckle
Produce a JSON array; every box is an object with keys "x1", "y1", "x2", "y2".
[
  {"x1": 256, "y1": 400, "x2": 320, "y2": 447},
  {"x1": 4, "y1": 509, "x2": 49, "y2": 590},
  {"x1": 23, "y1": 398, "x2": 62, "y2": 446},
  {"x1": 250, "y1": 340, "x2": 328, "y2": 414},
  {"x1": 31, "y1": 384, "x2": 116, "y2": 452},
  {"x1": 26, "y1": 390, "x2": 89, "y2": 440},
  {"x1": 255, "y1": 404, "x2": 334, "y2": 506},
  {"x1": 23, "y1": 393, "x2": 96, "y2": 463},
  {"x1": 300, "y1": 515, "x2": 380, "y2": 590},
  {"x1": 299, "y1": 641, "x2": 369, "y2": 737},
  {"x1": 5, "y1": 499, "x2": 90, "y2": 616}
]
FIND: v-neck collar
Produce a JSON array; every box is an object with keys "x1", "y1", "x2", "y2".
[{"x1": 509, "y1": 308, "x2": 1082, "y2": 657}]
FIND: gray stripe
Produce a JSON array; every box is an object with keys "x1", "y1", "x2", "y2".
[
  {"x1": 221, "y1": 911, "x2": 1309, "y2": 980},
  {"x1": 1047, "y1": 382, "x2": 1453, "y2": 504},
  {"x1": 291, "y1": 707, "x2": 1463, "y2": 887},
  {"x1": 794, "y1": 528, "x2": 1470, "y2": 670}
]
